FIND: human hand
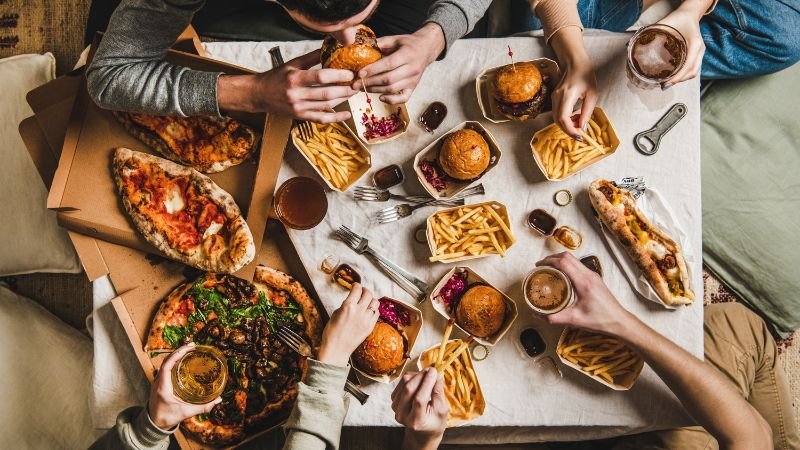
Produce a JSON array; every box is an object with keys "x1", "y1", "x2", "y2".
[
  {"x1": 218, "y1": 49, "x2": 356, "y2": 123},
  {"x1": 392, "y1": 368, "x2": 448, "y2": 450},
  {"x1": 657, "y1": 1, "x2": 706, "y2": 89},
  {"x1": 354, "y1": 23, "x2": 445, "y2": 104},
  {"x1": 147, "y1": 343, "x2": 221, "y2": 430},
  {"x1": 317, "y1": 283, "x2": 380, "y2": 366},
  {"x1": 535, "y1": 252, "x2": 632, "y2": 336},
  {"x1": 549, "y1": 28, "x2": 599, "y2": 140}
]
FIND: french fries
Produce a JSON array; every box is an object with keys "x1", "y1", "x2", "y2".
[
  {"x1": 556, "y1": 328, "x2": 643, "y2": 389},
  {"x1": 421, "y1": 339, "x2": 484, "y2": 425},
  {"x1": 427, "y1": 202, "x2": 515, "y2": 263},
  {"x1": 292, "y1": 122, "x2": 369, "y2": 190},
  {"x1": 532, "y1": 111, "x2": 616, "y2": 180}
]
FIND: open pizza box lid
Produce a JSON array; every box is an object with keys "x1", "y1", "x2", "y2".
[
  {"x1": 336, "y1": 91, "x2": 410, "y2": 145},
  {"x1": 555, "y1": 327, "x2": 644, "y2": 391},
  {"x1": 425, "y1": 201, "x2": 516, "y2": 264},
  {"x1": 428, "y1": 266, "x2": 517, "y2": 346},
  {"x1": 475, "y1": 58, "x2": 560, "y2": 124},
  {"x1": 530, "y1": 107, "x2": 620, "y2": 181},
  {"x1": 44, "y1": 37, "x2": 286, "y2": 272},
  {"x1": 111, "y1": 219, "x2": 334, "y2": 450},
  {"x1": 412, "y1": 121, "x2": 502, "y2": 199},
  {"x1": 350, "y1": 297, "x2": 423, "y2": 384},
  {"x1": 289, "y1": 121, "x2": 371, "y2": 192},
  {"x1": 416, "y1": 339, "x2": 486, "y2": 427}
]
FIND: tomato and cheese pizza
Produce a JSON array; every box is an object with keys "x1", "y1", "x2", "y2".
[
  {"x1": 146, "y1": 271, "x2": 323, "y2": 445},
  {"x1": 113, "y1": 148, "x2": 255, "y2": 273},
  {"x1": 113, "y1": 111, "x2": 260, "y2": 173},
  {"x1": 589, "y1": 179, "x2": 694, "y2": 306}
]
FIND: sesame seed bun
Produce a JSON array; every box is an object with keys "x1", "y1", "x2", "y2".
[
  {"x1": 456, "y1": 285, "x2": 506, "y2": 338},
  {"x1": 438, "y1": 129, "x2": 491, "y2": 180}
]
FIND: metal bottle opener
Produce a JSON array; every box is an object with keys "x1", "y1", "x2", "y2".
[{"x1": 633, "y1": 103, "x2": 687, "y2": 155}]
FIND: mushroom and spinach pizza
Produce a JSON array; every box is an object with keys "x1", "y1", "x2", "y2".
[
  {"x1": 146, "y1": 270, "x2": 323, "y2": 445},
  {"x1": 113, "y1": 111, "x2": 260, "y2": 173},
  {"x1": 589, "y1": 179, "x2": 694, "y2": 306},
  {"x1": 113, "y1": 148, "x2": 255, "y2": 273}
]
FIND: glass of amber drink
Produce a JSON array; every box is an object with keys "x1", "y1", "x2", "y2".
[
  {"x1": 627, "y1": 24, "x2": 687, "y2": 89},
  {"x1": 171, "y1": 345, "x2": 228, "y2": 404}
]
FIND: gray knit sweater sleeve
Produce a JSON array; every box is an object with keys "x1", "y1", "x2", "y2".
[
  {"x1": 86, "y1": 0, "x2": 221, "y2": 117},
  {"x1": 425, "y1": 0, "x2": 493, "y2": 56}
]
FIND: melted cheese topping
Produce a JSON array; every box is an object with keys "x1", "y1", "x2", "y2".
[
  {"x1": 203, "y1": 221, "x2": 223, "y2": 240},
  {"x1": 646, "y1": 239, "x2": 667, "y2": 259},
  {"x1": 164, "y1": 184, "x2": 185, "y2": 214}
]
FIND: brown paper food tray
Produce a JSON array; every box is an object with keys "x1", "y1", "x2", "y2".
[
  {"x1": 530, "y1": 107, "x2": 620, "y2": 181},
  {"x1": 416, "y1": 340, "x2": 485, "y2": 427},
  {"x1": 336, "y1": 91, "x2": 410, "y2": 145},
  {"x1": 45, "y1": 48, "x2": 290, "y2": 271},
  {"x1": 112, "y1": 219, "x2": 332, "y2": 450},
  {"x1": 289, "y1": 122, "x2": 371, "y2": 192},
  {"x1": 412, "y1": 121, "x2": 502, "y2": 199},
  {"x1": 350, "y1": 297, "x2": 423, "y2": 384},
  {"x1": 425, "y1": 201, "x2": 516, "y2": 263},
  {"x1": 428, "y1": 266, "x2": 518, "y2": 346},
  {"x1": 555, "y1": 327, "x2": 644, "y2": 391},
  {"x1": 475, "y1": 58, "x2": 560, "y2": 124}
]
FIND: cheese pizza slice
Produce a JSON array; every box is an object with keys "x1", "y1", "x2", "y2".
[
  {"x1": 588, "y1": 179, "x2": 694, "y2": 306},
  {"x1": 113, "y1": 112, "x2": 260, "y2": 173},
  {"x1": 113, "y1": 148, "x2": 255, "y2": 273}
]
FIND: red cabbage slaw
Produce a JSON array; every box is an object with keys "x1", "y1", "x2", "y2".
[
  {"x1": 361, "y1": 108, "x2": 403, "y2": 140},
  {"x1": 378, "y1": 297, "x2": 411, "y2": 327},
  {"x1": 418, "y1": 159, "x2": 448, "y2": 192},
  {"x1": 438, "y1": 272, "x2": 468, "y2": 313}
]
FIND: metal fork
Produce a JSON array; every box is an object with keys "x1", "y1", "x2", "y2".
[
  {"x1": 295, "y1": 121, "x2": 316, "y2": 141},
  {"x1": 353, "y1": 186, "x2": 436, "y2": 203},
  {"x1": 276, "y1": 327, "x2": 369, "y2": 405},
  {"x1": 335, "y1": 225, "x2": 428, "y2": 301},
  {"x1": 374, "y1": 184, "x2": 485, "y2": 224}
]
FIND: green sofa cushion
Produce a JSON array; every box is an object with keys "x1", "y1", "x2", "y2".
[{"x1": 701, "y1": 63, "x2": 800, "y2": 338}]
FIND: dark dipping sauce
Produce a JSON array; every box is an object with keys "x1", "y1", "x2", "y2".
[
  {"x1": 520, "y1": 328, "x2": 546, "y2": 357},
  {"x1": 333, "y1": 264, "x2": 361, "y2": 288},
  {"x1": 274, "y1": 177, "x2": 328, "y2": 230},
  {"x1": 580, "y1": 256, "x2": 603, "y2": 277},
  {"x1": 373, "y1": 164, "x2": 405, "y2": 190},
  {"x1": 419, "y1": 101, "x2": 447, "y2": 132},
  {"x1": 528, "y1": 209, "x2": 557, "y2": 236}
]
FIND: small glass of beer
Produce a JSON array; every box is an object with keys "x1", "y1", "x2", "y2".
[
  {"x1": 626, "y1": 24, "x2": 687, "y2": 89},
  {"x1": 171, "y1": 345, "x2": 228, "y2": 404}
]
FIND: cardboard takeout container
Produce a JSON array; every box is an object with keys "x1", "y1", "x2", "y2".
[
  {"x1": 426, "y1": 201, "x2": 515, "y2": 263},
  {"x1": 417, "y1": 340, "x2": 486, "y2": 427},
  {"x1": 476, "y1": 58, "x2": 561, "y2": 124},
  {"x1": 351, "y1": 297, "x2": 423, "y2": 384},
  {"x1": 413, "y1": 121, "x2": 502, "y2": 199},
  {"x1": 45, "y1": 48, "x2": 286, "y2": 270},
  {"x1": 556, "y1": 327, "x2": 644, "y2": 391},
  {"x1": 290, "y1": 122, "x2": 371, "y2": 192},
  {"x1": 429, "y1": 266, "x2": 518, "y2": 346},
  {"x1": 338, "y1": 91, "x2": 410, "y2": 145},
  {"x1": 530, "y1": 107, "x2": 620, "y2": 181}
]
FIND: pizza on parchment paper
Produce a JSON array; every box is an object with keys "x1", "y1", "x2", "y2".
[
  {"x1": 145, "y1": 271, "x2": 324, "y2": 445},
  {"x1": 113, "y1": 148, "x2": 255, "y2": 273},
  {"x1": 588, "y1": 179, "x2": 695, "y2": 306},
  {"x1": 113, "y1": 111, "x2": 260, "y2": 174}
]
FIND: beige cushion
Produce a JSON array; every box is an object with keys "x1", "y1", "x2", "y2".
[
  {"x1": 0, "y1": 53, "x2": 80, "y2": 276},
  {"x1": 0, "y1": 284, "x2": 100, "y2": 448}
]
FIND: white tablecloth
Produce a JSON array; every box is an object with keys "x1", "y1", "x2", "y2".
[{"x1": 91, "y1": 32, "x2": 704, "y2": 444}]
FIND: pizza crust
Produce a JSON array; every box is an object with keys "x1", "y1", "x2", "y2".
[
  {"x1": 145, "y1": 281, "x2": 193, "y2": 352},
  {"x1": 113, "y1": 148, "x2": 255, "y2": 273},
  {"x1": 588, "y1": 179, "x2": 694, "y2": 306},
  {"x1": 113, "y1": 111, "x2": 260, "y2": 174}
]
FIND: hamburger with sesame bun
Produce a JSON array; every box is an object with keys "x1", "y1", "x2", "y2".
[
  {"x1": 492, "y1": 62, "x2": 548, "y2": 120},
  {"x1": 455, "y1": 285, "x2": 506, "y2": 338},
  {"x1": 320, "y1": 25, "x2": 382, "y2": 75},
  {"x1": 437, "y1": 129, "x2": 491, "y2": 180},
  {"x1": 352, "y1": 321, "x2": 408, "y2": 376}
]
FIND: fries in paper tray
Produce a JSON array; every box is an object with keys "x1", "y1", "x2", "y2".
[
  {"x1": 556, "y1": 327, "x2": 644, "y2": 390},
  {"x1": 291, "y1": 121, "x2": 371, "y2": 192},
  {"x1": 426, "y1": 201, "x2": 515, "y2": 263}
]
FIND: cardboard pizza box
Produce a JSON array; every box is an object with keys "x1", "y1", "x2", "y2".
[
  {"x1": 44, "y1": 42, "x2": 290, "y2": 278},
  {"x1": 112, "y1": 219, "x2": 331, "y2": 450}
]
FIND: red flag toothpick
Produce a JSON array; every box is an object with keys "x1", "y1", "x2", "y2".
[{"x1": 508, "y1": 45, "x2": 517, "y2": 72}]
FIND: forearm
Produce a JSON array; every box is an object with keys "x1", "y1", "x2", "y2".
[
  {"x1": 549, "y1": 26, "x2": 589, "y2": 71},
  {"x1": 425, "y1": 0, "x2": 492, "y2": 56},
  {"x1": 531, "y1": 0, "x2": 583, "y2": 44},
  {"x1": 86, "y1": 0, "x2": 221, "y2": 116},
  {"x1": 613, "y1": 314, "x2": 772, "y2": 449},
  {"x1": 89, "y1": 407, "x2": 173, "y2": 450},
  {"x1": 402, "y1": 430, "x2": 443, "y2": 450},
  {"x1": 283, "y1": 359, "x2": 349, "y2": 450}
]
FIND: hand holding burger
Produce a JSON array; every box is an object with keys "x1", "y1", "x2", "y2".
[{"x1": 317, "y1": 283, "x2": 380, "y2": 367}]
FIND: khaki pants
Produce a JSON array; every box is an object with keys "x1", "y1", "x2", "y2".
[{"x1": 612, "y1": 303, "x2": 799, "y2": 450}]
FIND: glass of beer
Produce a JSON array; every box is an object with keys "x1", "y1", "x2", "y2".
[
  {"x1": 523, "y1": 266, "x2": 574, "y2": 315},
  {"x1": 171, "y1": 345, "x2": 228, "y2": 404},
  {"x1": 626, "y1": 24, "x2": 687, "y2": 89},
  {"x1": 274, "y1": 177, "x2": 328, "y2": 230}
]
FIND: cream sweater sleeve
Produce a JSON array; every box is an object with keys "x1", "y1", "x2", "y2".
[
  {"x1": 89, "y1": 407, "x2": 175, "y2": 450},
  {"x1": 529, "y1": 0, "x2": 584, "y2": 44}
]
